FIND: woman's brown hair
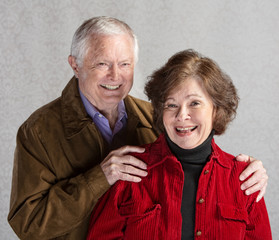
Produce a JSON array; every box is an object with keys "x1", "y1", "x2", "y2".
[{"x1": 145, "y1": 49, "x2": 239, "y2": 135}]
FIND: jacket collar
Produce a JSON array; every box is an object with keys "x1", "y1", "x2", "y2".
[
  {"x1": 61, "y1": 77, "x2": 91, "y2": 139},
  {"x1": 141, "y1": 134, "x2": 231, "y2": 170},
  {"x1": 139, "y1": 134, "x2": 178, "y2": 170},
  {"x1": 61, "y1": 77, "x2": 152, "y2": 139},
  {"x1": 210, "y1": 139, "x2": 231, "y2": 169},
  {"x1": 124, "y1": 96, "x2": 153, "y2": 129}
]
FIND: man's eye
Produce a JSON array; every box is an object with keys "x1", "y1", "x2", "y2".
[
  {"x1": 121, "y1": 63, "x2": 131, "y2": 67},
  {"x1": 95, "y1": 62, "x2": 109, "y2": 69}
]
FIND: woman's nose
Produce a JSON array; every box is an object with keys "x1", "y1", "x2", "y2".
[{"x1": 176, "y1": 107, "x2": 191, "y2": 121}]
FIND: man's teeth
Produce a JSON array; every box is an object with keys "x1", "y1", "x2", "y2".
[
  {"x1": 101, "y1": 84, "x2": 120, "y2": 90},
  {"x1": 176, "y1": 127, "x2": 196, "y2": 132}
]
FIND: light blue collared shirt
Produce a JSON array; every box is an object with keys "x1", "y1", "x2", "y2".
[{"x1": 79, "y1": 88, "x2": 127, "y2": 145}]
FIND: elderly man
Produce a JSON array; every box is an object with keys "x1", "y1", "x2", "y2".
[{"x1": 8, "y1": 16, "x2": 268, "y2": 239}]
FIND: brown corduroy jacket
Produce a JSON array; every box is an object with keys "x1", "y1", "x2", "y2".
[{"x1": 8, "y1": 77, "x2": 159, "y2": 240}]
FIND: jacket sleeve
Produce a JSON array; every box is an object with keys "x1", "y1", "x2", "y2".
[
  {"x1": 245, "y1": 196, "x2": 272, "y2": 239},
  {"x1": 86, "y1": 182, "x2": 127, "y2": 240},
  {"x1": 7, "y1": 124, "x2": 110, "y2": 240}
]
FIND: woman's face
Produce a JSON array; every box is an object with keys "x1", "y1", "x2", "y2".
[{"x1": 163, "y1": 77, "x2": 215, "y2": 149}]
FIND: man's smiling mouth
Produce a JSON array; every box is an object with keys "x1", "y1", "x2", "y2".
[{"x1": 101, "y1": 84, "x2": 120, "y2": 90}]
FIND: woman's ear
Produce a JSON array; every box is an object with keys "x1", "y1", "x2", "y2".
[{"x1": 212, "y1": 106, "x2": 217, "y2": 121}]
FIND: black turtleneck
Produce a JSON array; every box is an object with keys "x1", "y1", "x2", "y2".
[{"x1": 166, "y1": 131, "x2": 214, "y2": 240}]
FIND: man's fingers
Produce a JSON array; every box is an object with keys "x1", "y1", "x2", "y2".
[
  {"x1": 119, "y1": 173, "x2": 142, "y2": 183},
  {"x1": 239, "y1": 159, "x2": 264, "y2": 181},
  {"x1": 242, "y1": 180, "x2": 267, "y2": 202},
  {"x1": 120, "y1": 163, "x2": 148, "y2": 177},
  {"x1": 241, "y1": 176, "x2": 266, "y2": 193},
  {"x1": 100, "y1": 147, "x2": 148, "y2": 185},
  {"x1": 106, "y1": 145, "x2": 145, "y2": 160},
  {"x1": 256, "y1": 183, "x2": 267, "y2": 202},
  {"x1": 236, "y1": 153, "x2": 250, "y2": 162},
  {"x1": 238, "y1": 157, "x2": 268, "y2": 201},
  {"x1": 119, "y1": 155, "x2": 147, "y2": 170},
  {"x1": 117, "y1": 145, "x2": 146, "y2": 155},
  {"x1": 240, "y1": 167, "x2": 265, "y2": 189},
  {"x1": 104, "y1": 162, "x2": 147, "y2": 185}
]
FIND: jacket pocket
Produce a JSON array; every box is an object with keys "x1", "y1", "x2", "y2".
[
  {"x1": 119, "y1": 202, "x2": 161, "y2": 240},
  {"x1": 217, "y1": 203, "x2": 250, "y2": 239},
  {"x1": 218, "y1": 203, "x2": 249, "y2": 223}
]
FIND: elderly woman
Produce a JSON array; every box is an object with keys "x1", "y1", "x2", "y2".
[{"x1": 86, "y1": 49, "x2": 272, "y2": 239}]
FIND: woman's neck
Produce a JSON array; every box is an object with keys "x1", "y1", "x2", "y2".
[{"x1": 166, "y1": 130, "x2": 214, "y2": 164}]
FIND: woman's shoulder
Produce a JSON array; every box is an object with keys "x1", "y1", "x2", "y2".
[
  {"x1": 212, "y1": 140, "x2": 249, "y2": 172},
  {"x1": 130, "y1": 134, "x2": 173, "y2": 166}
]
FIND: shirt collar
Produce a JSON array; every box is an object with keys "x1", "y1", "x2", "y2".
[
  {"x1": 78, "y1": 85, "x2": 127, "y2": 121},
  {"x1": 117, "y1": 100, "x2": 128, "y2": 122}
]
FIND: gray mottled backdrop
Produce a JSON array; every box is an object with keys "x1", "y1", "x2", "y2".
[{"x1": 1, "y1": 0, "x2": 278, "y2": 238}]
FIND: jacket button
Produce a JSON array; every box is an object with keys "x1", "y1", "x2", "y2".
[
  {"x1": 198, "y1": 198, "x2": 204, "y2": 204},
  {"x1": 204, "y1": 170, "x2": 209, "y2": 174},
  {"x1": 196, "y1": 230, "x2": 202, "y2": 236}
]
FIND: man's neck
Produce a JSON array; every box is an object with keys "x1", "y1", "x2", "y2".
[{"x1": 98, "y1": 107, "x2": 118, "y2": 130}]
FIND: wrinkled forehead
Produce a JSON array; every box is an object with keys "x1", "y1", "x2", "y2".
[{"x1": 85, "y1": 33, "x2": 135, "y2": 58}]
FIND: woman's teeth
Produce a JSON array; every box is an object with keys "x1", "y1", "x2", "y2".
[{"x1": 176, "y1": 126, "x2": 196, "y2": 132}]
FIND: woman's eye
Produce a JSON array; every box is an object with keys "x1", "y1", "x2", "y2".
[
  {"x1": 165, "y1": 104, "x2": 177, "y2": 108},
  {"x1": 190, "y1": 101, "x2": 200, "y2": 106}
]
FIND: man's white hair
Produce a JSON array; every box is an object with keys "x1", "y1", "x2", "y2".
[{"x1": 70, "y1": 16, "x2": 139, "y2": 66}]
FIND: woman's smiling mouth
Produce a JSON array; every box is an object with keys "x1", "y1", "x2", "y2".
[{"x1": 176, "y1": 126, "x2": 197, "y2": 133}]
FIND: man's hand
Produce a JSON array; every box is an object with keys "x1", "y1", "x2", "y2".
[
  {"x1": 100, "y1": 145, "x2": 148, "y2": 186},
  {"x1": 236, "y1": 154, "x2": 268, "y2": 202}
]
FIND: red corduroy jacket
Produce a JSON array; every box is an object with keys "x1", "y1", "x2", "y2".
[{"x1": 87, "y1": 134, "x2": 272, "y2": 240}]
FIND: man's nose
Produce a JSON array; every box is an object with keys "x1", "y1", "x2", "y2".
[{"x1": 108, "y1": 64, "x2": 119, "y2": 81}]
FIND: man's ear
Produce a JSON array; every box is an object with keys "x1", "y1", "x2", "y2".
[{"x1": 68, "y1": 55, "x2": 79, "y2": 77}]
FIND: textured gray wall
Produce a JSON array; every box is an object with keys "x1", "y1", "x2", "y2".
[{"x1": 1, "y1": 0, "x2": 278, "y2": 238}]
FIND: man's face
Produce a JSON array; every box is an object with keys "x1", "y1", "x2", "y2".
[{"x1": 72, "y1": 34, "x2": 135, "y2": 112}]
